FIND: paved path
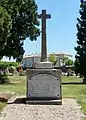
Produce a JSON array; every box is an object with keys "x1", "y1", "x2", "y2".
[{"x1": 0, "y1": 97, "x2": 85, "y2": 120}]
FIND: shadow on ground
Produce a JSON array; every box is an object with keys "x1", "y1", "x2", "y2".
[
  {"x1": 8, "y1": 97, "x2": 62, "y2": 105},
  {"x1": 62, "y1": 82, "x2": 86, "y2": 85},
  {"x1": 8, "y1": 98, "x2": 26, "y2": 104}
]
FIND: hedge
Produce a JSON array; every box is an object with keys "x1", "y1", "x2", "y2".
[{"x1": 0, "y1": 61, "x2": 20, "y2": 69}]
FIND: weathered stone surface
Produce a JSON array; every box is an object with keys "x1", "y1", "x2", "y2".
[
  {"x1": 27, "y1": 74, "x2": 60, "y2": 98},
  {"x1": 38, "y1": 10, "x2": 51, "y2": 62},
  {"x1": 0, "y1": 92, "x2": 14, "y2": 102},
  {"x1": 26, "y1": 69, "x2": 62, "y2": 101},
  {"x1": 27, "y1": 69, "x2": 61, "y2": 80},
  {"x1": 35, "y1": 62, "x2": 53, "y2": 69}
]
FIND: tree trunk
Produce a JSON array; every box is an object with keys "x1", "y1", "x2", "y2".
[{"x1": 83, "y1": 76, "x2": 86, "y2": 83}]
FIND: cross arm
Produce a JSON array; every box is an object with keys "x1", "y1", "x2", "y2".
[
  {"x1": 38, "y1": 14, "x2": 51, "y2": 19},
  {"x1": 38, "y1": 14, "x2": 42, "y2": 19},
  {"x1": 46, "y1": 14, "x2": 51, "y2": 19}
]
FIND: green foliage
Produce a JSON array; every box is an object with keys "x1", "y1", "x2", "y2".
[
  {"x1": 0, "y1": 75, "x2": 9, "y2": 84},
  {"x1": 0, "y1": 61, "x2": 19, "y2": 84},
  {"x1": 0, "y1": 6, "x2": 11, "y2": 55},
  {"x1": 61, "y1": 57, "x2": 68, "y2": 66},
  {"x1": 49, "y1": 54, "x2": 58, "y2": 65},
  {"x1": 61, "y1": 57, "x2": 73, "y2": 66},
  {"x1": 75, "y1": 1, "x2": 86, "y2": 82},
  {"x1": 0, "y1": 0, "x2": 40, "y2": 60},
  {"x1": 74, "y1": 60, "x2": 80, "y2": 75},
  {"x1": 0, "y1": 63, "x2": 8, "y2": 69},
  {"x1": 0, "y1": 61, "x2": 19, "y2": 68},
  {"x1": 65, "y1": 59, "x2": 73, "y2": 66}
]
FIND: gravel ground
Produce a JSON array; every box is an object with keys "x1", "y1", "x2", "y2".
[{"x1": 0, "y1": 96, "x2": 85, "y2": 120}]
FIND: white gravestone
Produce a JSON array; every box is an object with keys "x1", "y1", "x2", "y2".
[{"x1": 27, "y1": 74, "x2": 61, "y2": 98}]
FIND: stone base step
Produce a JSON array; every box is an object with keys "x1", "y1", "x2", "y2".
[{"x1": 26, "y1": 99, "x2": 62, "y2": 105}]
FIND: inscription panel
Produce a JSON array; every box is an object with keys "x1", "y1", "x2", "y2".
[{"x1": 28, "y1": 74, "x2": 61, "y2": 98}]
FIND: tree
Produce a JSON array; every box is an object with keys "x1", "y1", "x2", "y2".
[
  {"x1": 61, "y1": 57, "x2": 68, "y2": 66},
  {"x1": 65, "y1": 59, "x2": 73, "y2": 66},
  {"x1": 75, "y1": 0, "x2": 86, "y2": 83},
  {"x1": 0, "y1": 0, "x2": 40, "y2": 61},
  {"x1": 61, "y1": 56, "x2": 73, "y2": 66},
  {"x1": 49, "y1": 54, "x2": 58, "y2": 66},
  {"x1": 0, "y1": 6, "x2": 11, "y2": 53}
]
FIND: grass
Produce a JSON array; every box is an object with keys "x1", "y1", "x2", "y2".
[
  {"x1": 0, "y1": 102, "x2": 6, "y2": 112},
  {"x1": 0, "y1": 75, "x2": 86, "y2": 117},
  {"x1": 0, "y1": 76, "x2": 26, "y2": 112},
  {"x1": 62, "y1": 76, "x2": 86, "y2": 114},
  {"x1": 0, "y1": 76, "x2": 26, "y2": 95}
]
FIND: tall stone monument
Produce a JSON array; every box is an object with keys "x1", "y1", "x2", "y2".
[
  {"x1": 38, "y1": 10, "x2": 51, "y2": 62},
  {"x1": 26, "y1": 10, "x2": 62, "y2": 105}
]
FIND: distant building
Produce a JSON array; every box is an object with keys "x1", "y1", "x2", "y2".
[
  {"x1": 22, "y1": 54, "x2": 41, "y2": 68},
  {"x1": 22, "y1": 52, "x2": 72, "y2": 68},
  {"x1": 54, "y1": 52, "x2": 72, "y2": 58},
  {"x1": 54, "y1": 52, "x2": 72, "y2": 67}
]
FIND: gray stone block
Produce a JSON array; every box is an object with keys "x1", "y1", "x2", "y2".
[
  {"x1": 26, "y1": 69, "x2": 62, "y2": 102},
  {"x1": 35, "y1": 62, "x2": 54, "y2": 69}
]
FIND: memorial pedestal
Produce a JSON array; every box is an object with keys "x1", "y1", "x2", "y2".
[
  {"x1": 26, "y1": 9, "x2": 62, "y2": 105},
  {"x1": 26, "y1": 68, "x2": 62, "y2": 105}
]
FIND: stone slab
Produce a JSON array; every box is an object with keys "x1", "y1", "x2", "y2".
[
  {"x1": 27, "y1": 69, "x2": 61, "y2": 79},
  {"x1": 26, "y1": 99, "x2": 62, "y2": 105},
  {"x1": 27, "y1": 74, "x2": 60, "y2": 98},
  {"x1": 26, "y1": 69, "x2": 62, "y2": 100},
  {"x1": 35, "y1": 62, "x2": 53, "y2": 69}
]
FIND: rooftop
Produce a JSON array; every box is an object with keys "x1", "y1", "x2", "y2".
[{"x1": 23, "y1": 52, "x2": 72, "y2": 58}]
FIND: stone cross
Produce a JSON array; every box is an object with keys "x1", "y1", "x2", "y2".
[{"x1": 38, "y1": 10, "x2": 51, "y2": 62}]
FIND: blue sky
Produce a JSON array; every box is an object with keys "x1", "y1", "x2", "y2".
[{"x1": 24, "y1": 0, "x2": 80, "y2": 58}]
